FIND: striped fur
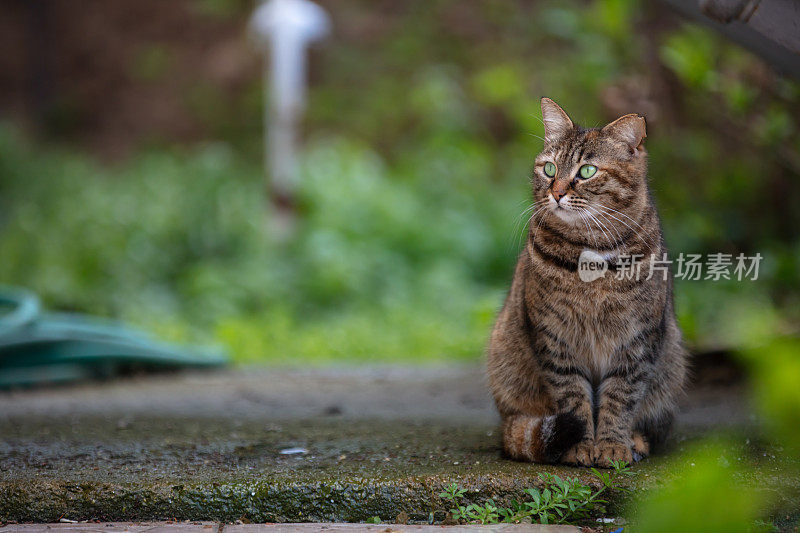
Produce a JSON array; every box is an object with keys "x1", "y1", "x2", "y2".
[
  {"x1": 488, "y1": 98, "x2": 687, "y2": 467},
  {"x1": 502, "y1": 412, "x2": 585, "y2": 463}
]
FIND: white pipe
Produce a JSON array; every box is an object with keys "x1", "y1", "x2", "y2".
[{"x1": 250, "y1": 0, "x2": 330, "y2": 237}]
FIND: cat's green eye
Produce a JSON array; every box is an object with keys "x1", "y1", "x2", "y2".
[
  {"x1": 544, "y1": 162, "x2": 556, "y2": 177},
  {"x1": 579, "y1": 164, "x2": 597, "y2": 179}
]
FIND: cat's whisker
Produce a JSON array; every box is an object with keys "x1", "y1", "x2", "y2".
[
  {"x1": 577, "y1": 201, "x2": 616, "y2": 243},
  {"x1": 515, "y1": 208, "x2": 539, "y2": 251},
  {"x1": 581, "y1": 208, "x2": 612, "y2": 248},
  {"x1": 516, "y1": 199, "x2": 548, "y2": 231},
  {"x1": 592, "y1": 203, "x2": 646, "y2": 232},
  {"x1": 595, "y1": 204, "x2": 644, "y2": 231},
  {"x1": 593, "y1": 207, "x2": 628, "y2": 243},
  {"x1": 578, "y1": 211, "x2": 599, "y2": 249},
  {"x1": 588, "y1": 205, "x2": 641, "y2": 242},
  {"x1": 590, "y1": 208, "x2": 631, "y2": 246},
  {"x1": 585, "y1": 207, "x2": 624, "y2": 247},
  {"x1": 530, "y1": 206, "x2": 550, "y2": 246},
  {"x1": 529, "y1": 113, "x2": 546, "y2": 127},
  {"x1": 580, "y1": 209, "x2": 606, "y2": 245},
  {"x1": 513, "y1": 203, "x2": 536, "y2": 229},
  {"x1": 510, "y1": 201, "x2": 546, "y2": 251}
]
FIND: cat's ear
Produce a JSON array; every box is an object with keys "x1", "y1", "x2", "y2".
[
  {"x1": 540, "y1": 98, "x2": 574, "y2": 143},
  {"x1": 602, "y1": 114, "x2": 647, "y2": 153}
]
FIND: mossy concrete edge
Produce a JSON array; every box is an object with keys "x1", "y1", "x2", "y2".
[{"x1": 0, "y1": 471, "x2": 636, "y2": 524}]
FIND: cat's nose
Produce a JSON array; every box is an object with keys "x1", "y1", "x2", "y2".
[{"x1": 551, "y1": 184, "x2": 568, "y2": 203}]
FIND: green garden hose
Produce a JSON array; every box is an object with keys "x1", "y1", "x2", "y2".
[{"x1": 0, "y1": 287, "x2": 227, "y2": 389}]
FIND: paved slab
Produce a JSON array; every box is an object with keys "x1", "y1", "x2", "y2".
[
  {"x1": 0, "y1": 365, "x2": 778, "y2": 524},
  {"x1": 0, "y1": 523, "x2": 579, "y2": 533},
  {"x1": 1, "y1": 525, "x2": 219, "y2": 533}
]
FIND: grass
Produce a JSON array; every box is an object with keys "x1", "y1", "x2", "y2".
[{"x1": 439, "y1": 461, "x2": 633, "y2": 525}]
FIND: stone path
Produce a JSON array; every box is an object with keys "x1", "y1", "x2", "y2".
[{"x1": 0, "y1": 365, "x2": 757, "y2": 524}]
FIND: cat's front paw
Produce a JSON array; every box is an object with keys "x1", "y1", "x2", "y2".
[
  {"x1": 562, "y1": 439, "x2": 594, "y2": 466},
  {"x1": 592, "y1": 439, "x2": 633, "y2": 467}
]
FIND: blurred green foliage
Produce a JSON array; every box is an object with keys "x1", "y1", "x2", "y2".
[
  {"x1": 1, "y1": 0, "x2": 800, "y2": 365},
  {"x1": 0, "y1": 130, "x2": 506, "y2": 362},
  {"x1": 633, "y1": 443, "x2": 765, "y2": 533},
  {"x1": 630, "y1": 338, "x2": 800, "y2": 532}
]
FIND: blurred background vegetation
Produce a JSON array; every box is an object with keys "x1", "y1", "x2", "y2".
[{"x1": 1, "y1": 0, "x2": 799, "y2": 364}]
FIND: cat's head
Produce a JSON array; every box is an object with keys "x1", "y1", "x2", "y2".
[{"x1": 533, "y1": 97, "x2": 648, "y2": 242}]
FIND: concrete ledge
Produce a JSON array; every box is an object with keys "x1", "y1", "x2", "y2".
[{"x1": 0, "y1": 366, "x2": 761, "y2": 524}]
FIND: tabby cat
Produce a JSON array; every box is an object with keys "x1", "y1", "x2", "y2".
[{"x1": 487, "y1": 98, "x2": 687, "y2": 467}]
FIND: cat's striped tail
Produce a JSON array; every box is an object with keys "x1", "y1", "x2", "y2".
[{"x1": 502, "y1": 413, "x2": 585, "y2": 463}]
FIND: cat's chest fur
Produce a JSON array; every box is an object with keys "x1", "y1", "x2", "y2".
[{"x1": 528, "y1": 260, "x2": 652, "y2": 380}]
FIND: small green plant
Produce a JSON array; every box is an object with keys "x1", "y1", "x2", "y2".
[
  {"x1": 751, "y1": 519, "x2": 779, "y2": 532},
  {"x1": 439, "y1": 461, "x2": 632, "y2": 525},
  {"x1": 365, "y1": 516, "x2": 381, "y2": 524}
]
